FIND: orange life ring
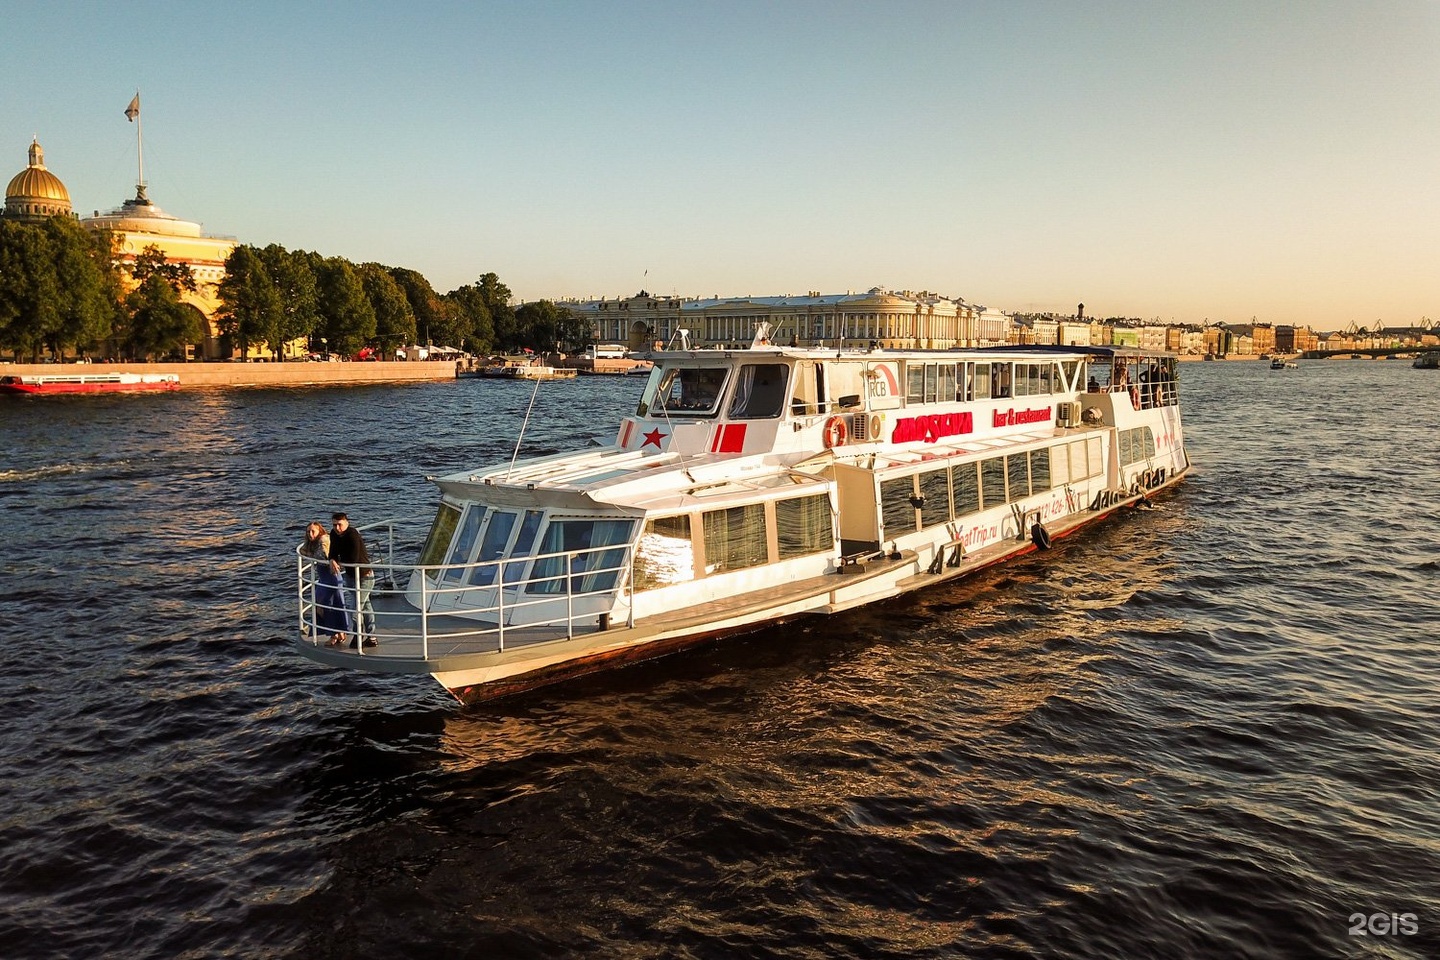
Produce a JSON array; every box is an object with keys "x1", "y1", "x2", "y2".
[{"x1": 823, "y1": 416, "x2": 848, "y2": 449}]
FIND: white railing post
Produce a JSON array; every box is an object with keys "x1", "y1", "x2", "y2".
[
  {"x1": 627, "y1": 545, "x2": 636, "y2": 628},
  {"x1": 297, "y1": 556, "x2": 308, "y2": 640},
  {"x1": 566, "y1": 553, "x2": 574, "y2": 640},
  {"x1": 419, "y1": 570, "x2": 429, "y2": 661},
  {"x1": 497, "y1": 559, "x2": 506, "y2": 653}
]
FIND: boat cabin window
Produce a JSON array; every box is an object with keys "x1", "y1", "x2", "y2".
[
  {"x1": 726, "y1": 363, "x2": 789, "y2": 419},
  {"x1": 702, "y1": 504, "x2": 767, "y2": 573},
  {"x1": 991, "y1": 363, "x2": 1012, "y2": 398},
  {"x1": 979, "y1": 458, "x2": 1007, "y2": 509},
  {"x1": 776, "y1": 494, "x2": 832, "y2": 559},
  {"x1": 419, "y1": 502, "x2": 462, "y2": 566},
  {"x1": 881, "y1": 476, "x2": 918, "y2": 535},
  {"x1": 1030, "y1": 448, "x2": 1052, "y2": 492},
  {"x1": 953, "y1": 463, "x2": 980, "y2": 516},
  {"x1": 1118, "y1": 426, "x2": 1157, "y2": 466},
  {"x1": 527, "y1": 518, "x2": 636, "y2": 595},
  {"x1": 903, "y1": 362, "x2": 961, "y2": 405},
  {"x1": 970, "y1": 363, "x2": 992, "y2": 400},
  {"x1": 1007, "y1": 454, "x2": 1031, "y2": 499},
  {"x1": 635, "y1": 515, "x2": 694, "y2": 591},
  {"x1": 644, "y1": 366, "x2": 729, "y2": 417}
]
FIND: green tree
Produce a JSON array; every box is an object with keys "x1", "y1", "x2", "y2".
[
  {"x1": 445, "y1": 282, "x2": 495, "y2": 355},
  {"x1": 255, "y1": 244, "x2": 319, "y2": 359},
  {"x1": 475, "y1": 272, "x2": 515, "y2": 349},
  {"x1": 0, "y1": 220, "x2": 61, "y2": 361},
  {"x1": 316, "y1": 257, "x2": 375, "y2": 356},
  {"x1": 389, "y1": 267, "x2": 446, "y2": 347},
  {"x1": 217, "y1": 245, "x2": 282, "y2": 360},
  {"x1": 131, "y1": 244, "x2": 198, "y2": 294},
  {"x1": 443, "y1": 272, "x2": 514, "y2": 352},
  {"x1": 46, "y1": 219, "x2": 118, "y2": 359},
  {"x1": 514, "y1": 300, "x2": 589, "y2": 353},
  {"x1": 359, "y1": 263, "x2": 416, "y2": 356},
  {"x1": 124, "y1": 273, "x2": 205, "y2": 359}
]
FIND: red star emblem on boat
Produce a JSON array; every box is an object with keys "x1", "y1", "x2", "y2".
[{"x1": 641, "y1": 428, "x2": 667, "y2": 448}]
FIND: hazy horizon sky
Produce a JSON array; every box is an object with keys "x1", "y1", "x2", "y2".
[{"x1": 3, "y1": 1, "x2": 1436, "y2": 328}]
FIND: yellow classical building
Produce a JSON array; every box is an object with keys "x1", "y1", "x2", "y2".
[
  {"x1": 4, "y1": 135, "x2": 257, "y2": 360},
  {"x1": 562, "y1": 287, "x2": 1013, "y2": 351},
  {"x1": 81, "y1": 185, "x2": 240, "y2": 360}
]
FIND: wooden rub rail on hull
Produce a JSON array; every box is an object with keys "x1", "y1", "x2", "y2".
[{"x1": 291, "y1": 339, "x2": 1192, "y2": 704}]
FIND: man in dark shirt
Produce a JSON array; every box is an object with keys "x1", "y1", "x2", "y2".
[{"x1": 329, "y1": 512, "x2": 376, "y2": 647}]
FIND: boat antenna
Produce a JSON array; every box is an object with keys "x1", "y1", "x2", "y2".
[
  {"x1": 125, "y1": 91, "x2": 147, "y2": 201},
  {"x1": 506, "y1": 374, "x2": 544, "y2": 480}
]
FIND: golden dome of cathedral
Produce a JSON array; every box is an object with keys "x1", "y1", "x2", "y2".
[{"x1": 4, "y1": 140, "x2": 73, "y2": 219}]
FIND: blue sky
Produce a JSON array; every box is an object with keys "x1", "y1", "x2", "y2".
[{"x1": 4, "y1": 0, "x2": 1436, "y2": 328}]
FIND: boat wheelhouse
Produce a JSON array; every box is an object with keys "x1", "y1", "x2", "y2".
[{"x1": 294, "y1": 332, "x2": 1190, "y2": 703}]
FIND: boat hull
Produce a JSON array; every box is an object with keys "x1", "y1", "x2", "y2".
[{"x1": 422, "y1": 466, "x2": 1188, "y2": 704}]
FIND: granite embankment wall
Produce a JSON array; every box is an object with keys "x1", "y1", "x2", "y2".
[{"x1": 0, "y1": 361, "x2": 459, "y2": 388}]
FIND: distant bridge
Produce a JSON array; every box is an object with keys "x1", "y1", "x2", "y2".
[{"x1": 1300, "y1": 347, "x2": 1426, "y2": 360}]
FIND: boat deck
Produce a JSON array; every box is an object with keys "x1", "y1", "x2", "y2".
[{"x1": 297, "y1": 550, "x2": 921, "y2": 674}]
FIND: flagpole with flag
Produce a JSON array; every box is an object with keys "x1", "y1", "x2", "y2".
[{"x1": 125, "y1": 92, "x2": 146, "y2": 200}]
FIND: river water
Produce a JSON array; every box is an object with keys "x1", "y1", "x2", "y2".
[{"x1": 1, "y1": 360, "x2": 1437, "y2": 959}]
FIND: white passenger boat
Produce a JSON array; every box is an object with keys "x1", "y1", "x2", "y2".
[{"x1": 294, "y1": 327, "x2": 1190, "y2": 703}]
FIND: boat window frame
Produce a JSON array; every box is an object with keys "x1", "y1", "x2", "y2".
[
  {"x1": 726, "y1": 362, "x2": 790, "y2": 420},
  {"x1": 641, "y1": 365, "x2": 732, "y2": 419}
]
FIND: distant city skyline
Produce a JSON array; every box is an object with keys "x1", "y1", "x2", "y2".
[{"x1": 3, "y1": 1, "x2": 1436, "y2": 327}]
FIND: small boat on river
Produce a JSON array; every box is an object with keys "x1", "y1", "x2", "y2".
[
  {"x1": 0, "y1": 372, "x2": 180, "y2": 395},
  {"x1": 294, "y1": 328, "x2": 1191, "y2": 704},
  {"x1": 1414, "y1": 351, "x2": 1439, "y2": 370},
  {"x1": 1270, "y1": 357, "x2": 1298, "y2": 370}
]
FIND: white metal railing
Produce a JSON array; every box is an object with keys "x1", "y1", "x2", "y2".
[{"x1": 296, "y1": 518, "x2": 636, "y2": 660}]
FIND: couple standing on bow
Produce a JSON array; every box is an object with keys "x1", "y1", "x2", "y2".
[{"x1": 299, "y1": 512, "x2": 376, "y2": 649}]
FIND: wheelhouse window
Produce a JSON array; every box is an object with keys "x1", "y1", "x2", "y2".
[
  {"x1": 644, "y1": 367, "x2": 729, "y2": 417},
  {"x1": 726, "y1": 363, "x2": 789, "y2": 419},
  {"x1": 504, "y1": 509, "x2": 545, "y2": 584},
  {"x1": 419, "y1": 502, "x2": 462, "y2": 566},
  {"x1": 442, "y1": 505, "x2": 487, "y2": 582},
  {"x1": 467, "y1": 510, "x2": 517, "y2": 586}
]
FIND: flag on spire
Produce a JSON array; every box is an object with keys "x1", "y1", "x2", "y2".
[{"x1": 125, "y1": 93, "x2": 140, "y2": 122}]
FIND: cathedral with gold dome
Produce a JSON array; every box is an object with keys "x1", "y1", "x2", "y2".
[
  {"x1": 3, "y1": 139, "x2": 74, "y2": 221},
  {"x1": 4, "y1": 135, "x2": 248, "y2": 359}
]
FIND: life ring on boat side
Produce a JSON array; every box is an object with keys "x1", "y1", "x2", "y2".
[
  {"x1": 1031, "y1": 522, "x2": 1053, "y2": 550},
  {"x1": 823, "y1": 416, "x2": 848, "y2": 449}
]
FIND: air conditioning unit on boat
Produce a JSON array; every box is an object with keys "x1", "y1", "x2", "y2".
[{"x1": 1056, "y1": 401, "x2": 1081, "y2": 427}]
